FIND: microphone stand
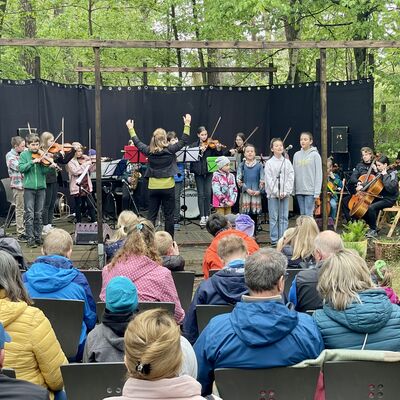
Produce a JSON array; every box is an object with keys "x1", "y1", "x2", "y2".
[
  {"x1": 122, "y1": 178, "x2": 140, "y2": 216},
  {"x1": 274, "y1": 154, "x2": 287, "y2": 243}
]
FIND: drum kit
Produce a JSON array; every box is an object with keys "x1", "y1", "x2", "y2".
[{"x1": 180, "y1": 169, "x2": 200, "y2": 219}]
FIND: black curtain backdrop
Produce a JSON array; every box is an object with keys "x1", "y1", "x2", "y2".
[{"x1": 0, "y1": 79, "x2": 373, "y2": 181}]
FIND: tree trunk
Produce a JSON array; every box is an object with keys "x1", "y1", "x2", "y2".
[
  {"x1": 191, "y1": 0, "x2": 206, "y2": 84},
  {"x1": 0, "y1": 0, "x2": 8, "y2": 38},
  {"x1": 19, "y1": 0, "x2": 36, "y2": 76},
  {"x1": 207, "y1": 50, "x2": 222, "y2": 85},
  {"x1": 170, "y1": 4, "x2": 183, "y2": 82}
]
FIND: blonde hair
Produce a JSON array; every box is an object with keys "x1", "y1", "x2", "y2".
[
  {"x1": 371, "y1": 262, "x2": 393, "y2": 288},
  {"x1": 317, "y1": 249, "x2": 374, "y2": 310},
  {"x1": 282, "y1": 216, "x2": 319, "y2": 260},
  {"x1": 40, "y1": 131, "x2": 54, "y2": 148},
  {"x1": 124, "y1": 309, "x2": 182, "y2": 380},
  {"x1": 149, "y1": 128, "x2": 168, "y2": 153},
  {"x1": 136, "y1": 218, "x2": 162, "y2": 264},
  {"x1": 43, "y1": 228, "x2": 73, "y2": 256},
  {"x1": 109, "y1": 211, "x2": 139, "y2": 243},
  {"x1": 276, "y1": 227, "x2": 296, "y2": 252},
  {"x1": 217, "y1": 234, "x2": 247, "y2": 261},
  {"x1": 154, "y1": 231, "x2": 173, "y2": 256}
]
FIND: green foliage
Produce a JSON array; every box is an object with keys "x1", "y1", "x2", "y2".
[{"x1": 341, "y1": 220, "x2": 369, "y2": 242}]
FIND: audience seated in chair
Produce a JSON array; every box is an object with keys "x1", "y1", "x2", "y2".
[
  {"x1": 154, "y1": 231, "x2": 185, "y2": 272},
  {"x1": 0, "y1": 251, "x2": 67, "y2": 399},
  {"x1": 184, "y1": 235, "x2": 248, "y2": 344},
  {"x1": 105, "y1": 211, "x2": 138, "y2": 262},
  {"x1": 100, "y1": 219, "x2": 185, "y2": 324},
  {"x1": 288, "y1": 230, "x2": 344, "y2": 312},
  {"x1": 103, "y1": 309, "x2": 220, "y2": 400},
  {"x1": 23, "y1": 228, "x2": 96, "y2": 360},
  {"x1": 371, "y1": 260, "x2": 400, "y2": 305},
  {"x1": 277, "y1": 216, "x2": 319, "y2": 268},
  {"x1": 194, "y1": 248, "x2": 324, "y2": 396},
  {"x1": 0, "y1": 322, "x2": 50, "y2": 400},
  {"x1": 202, "y1": 213, "x2": 259, "y2": 279},
  {"x1": 314, "y1": 249, "x2": 400, "y2": 351}
]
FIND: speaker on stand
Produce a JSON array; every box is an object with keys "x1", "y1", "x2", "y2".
[{"x1": 331, "y1": 126, "x2": 350, "y2": 171}]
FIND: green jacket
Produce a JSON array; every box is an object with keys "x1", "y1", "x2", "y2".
[{"x1": 19, "y1": 150, "x2": 49, "y2": 190}]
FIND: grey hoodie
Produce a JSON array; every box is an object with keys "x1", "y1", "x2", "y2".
[{"x1": 293, "y1": 146, "x2": 322, "y2": 197}]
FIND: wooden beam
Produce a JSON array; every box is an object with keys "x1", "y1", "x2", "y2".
[
  {"x1": 1, "y1": 38, "x2": 400, "y2": 49},
  {"x1": 320, "y1": 48, "x2": 328, "y2": 231},
  {"x1": 34, "y1": 56, "x2": 41, "y2": 80},
  {"x1": 75, "y1": 66, "x2": 278, "y2": 73}
]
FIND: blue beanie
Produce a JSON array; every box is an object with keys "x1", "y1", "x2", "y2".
[{"x1": 106, "y1": 276, "x2": 138, "y2": 314}]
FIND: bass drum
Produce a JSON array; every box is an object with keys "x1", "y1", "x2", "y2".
[{"x1": 180, "y1": 188, "x2": 200, "y2": 219}]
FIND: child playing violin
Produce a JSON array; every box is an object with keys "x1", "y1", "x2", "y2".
[
  {"x1": 327, "y1": 158, "x2": 343, "y2": 219},
  {"x1": 67, "y1": 143, "x2": 96, "y2": 224},
  {"x1": 40, "y1": 131, "x2": 76, "y2": 234}
]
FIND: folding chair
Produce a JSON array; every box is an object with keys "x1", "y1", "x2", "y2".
[
  {"x1": 172, "y1": 271, "x2": 195, "y2": 313},
  {"x1": 196, "y1": 304, "x2": 234, "y2": 334},
  {"x1": 61, "y1": 362, "x2": 126, "y2": 400},
  {"x1": 32, "y1": 298, "x2": 84, "y2": 359},
  {"x1": 215, "y1": 366, "x2": 320, "y2": 400},
  {"x1": 1, "y1": 178, "x2": 15, "y2": 229},
  {"x1": 80, "y1": 269, "x2": 102, "y2": 302},
  {"x1": 1, "y1": 368, "x2": 16, "y2": 378},
  {"x1": 378, "y1": 204, "x2": 400, "y2": 237},
  {"x1": 324, "y1": 361, "x2": 400, "y2": 400}
]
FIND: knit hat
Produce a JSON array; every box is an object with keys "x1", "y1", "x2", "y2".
[
  {"x1": 235, "y1": 214, "x2": 255, "y2": 237},
  {"x1": 106, "y1": 276, "x2": 139, "y2": 314},
  {"x1": 216, "y1": 156, "x2": 230, "y2": 170},
  {"x1": 0, "y1": 322, "x2": 11, "y2": 349},
  {"x1": 225, "y1": 214, "x2": 238, "y2": 227}
]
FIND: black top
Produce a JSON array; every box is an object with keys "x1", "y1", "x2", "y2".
[
  {"x1": 46, "y1": 149, "x2": 76, "y2": 184},
  {"x1": 294, "y1": 264, "x2": 323, "y2": 313},
  {"x1": 189, "y1": 140, "x2": 223, "y2": 176},
  {"x1": 0, "y1": 373, "x2": 50, "y2": 400}
]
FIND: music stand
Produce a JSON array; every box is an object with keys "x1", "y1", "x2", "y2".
[
  {"x1": 176, "y1": 147, "x2": 200, "y2": 227},
  {"x1": 76, "y1": 165, "x2": 98, "y2": 218}
]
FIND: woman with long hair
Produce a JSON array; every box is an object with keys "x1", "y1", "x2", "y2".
[
  {"x1": 99, "y1": 221, "x2": 184, "y2": 324},
  {"x1": 315, "y1": 249, "x2": 400, "y2": 350},
  {"x1": 126, "y1": 115, "x2": 191, "y2": 238},
  {"x1": 0, "y1": 250, "x2": 67, "y2": 399}
]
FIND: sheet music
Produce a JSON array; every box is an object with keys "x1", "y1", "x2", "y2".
[
  {"x1": 176, "y1": 146, "x2": 200, "y2": 163},
  {"x1": 76, "y1": 164, "x2": 91, "y2": 185}
]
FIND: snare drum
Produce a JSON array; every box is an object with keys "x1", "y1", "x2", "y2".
[{"x1": 180, "y1": 188, "x2": 200, "y2": 219}]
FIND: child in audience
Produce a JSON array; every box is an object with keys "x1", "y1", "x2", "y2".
[
  {"x1": 104, "y1": 309, "x2": 220, "y2": 400},
  {"x1": 264, "y1": 138, "x2": 294, "y2": 246},
  {"x1": 0, "y1": 250, "x2": 67, "y2": 398},
  {"x1": 5, "y1": 136, "x2": 26, "y2": 242},
  {"x1": 237, "y1": 144, "x2": 265, "y2": 232},
  {"x1": 84, "y1": 276, "x2": 139, "y2": 363},
  {"x1": 184, "y1": 235, "x2": 248, "y2": 345},
  {"x1": 23, "y1": 228, "x2": 97, "y2": 361},
  {"x1": 19, "y1": 133, "x2": 54, "y2": 247},
  {"x1": 212, "y1": 156, "x2": 237, "y2": 215},
  {"x1": 154, "y1": 231, "x2": 185, "y2": 271},
  {"x1": 371, "y1": 260, "x2": 400, "y2": 305},
  {"x1": 105, "y1": 211, "x2": 139, "y2": 261}
]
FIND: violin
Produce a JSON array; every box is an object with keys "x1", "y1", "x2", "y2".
[
  {"x1": 48, "y1": 142, "x2": 75, "y2": 154},
  {"x1": 77, "y1": 154, "x2": 96, "y2": 165},
  {"x1": 202, "y1": 138, "x2": 226, "y2": 150},
  {"x1": 314, "y1": 196, "x2": 331, "y2": 218},
  {"x1": 32, "y1": 151, "x2": 62, "y2": 171}
]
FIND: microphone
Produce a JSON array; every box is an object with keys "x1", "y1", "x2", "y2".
[{"x1": 285, "y1": 144, "x2": 293, "y2": 152}]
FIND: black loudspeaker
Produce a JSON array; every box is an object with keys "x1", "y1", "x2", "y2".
[
  {"x1": 17, "y1": 127, "x2": 37, "y2": 136},
  {"x1": 74, "y1": 223, "x2": 112, "y2": 245},
  {"x1": 331, "y1": 126, "x2": 349, "y2": 153}
]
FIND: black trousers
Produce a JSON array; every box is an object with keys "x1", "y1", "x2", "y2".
[
  {"x1": 43, "y1": 181, "x2": 58, "y2": 225},
  {"x1": 364, "y1": 198, "x2": 395, "y2": 230},
  {"x1": 147, "y1": 187, "x2": 175, "y2": 238},
  {"x1": 74, "y1": 195, "x2": 96, "y2": 223}
]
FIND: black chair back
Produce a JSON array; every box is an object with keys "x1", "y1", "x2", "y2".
[
  {"x1": 32, "y1": 298, "x2": 84, "y2": 359},
  {"x1": 196, "y1": 304, "x2": 234, "y2": 334},
  {"x1": 1, "y1": 368, "x2": 16, "y2": 378},
  {"x1": 80, "y1": 269, "x2": 102, "y2": 302},
  {"x1": 96, "y1": 301, "x2": 175, "y2": 322},
  {"x1": 172, "y1": 271, "x2": 195, "y2": 313},
  {"x1": 209, "y1": 269, "x2": 219, "y2": 277},
  {"x1": 215, "y1": 366, "x2": 320, "y2": 400},
  {"x1": 324, "y1": 361, "x2": 400, "y2": 400},
  {"x1": 284, "y1": 268, "x2": 301, "y2": 297},
  {"x1": 61, "y1": 363, "x2": 126, "y2": 400}
]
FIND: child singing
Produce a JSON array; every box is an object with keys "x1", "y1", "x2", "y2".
[
  {"x1": 264, "y1": 138, "x2": 294, "y2": 246},
  {"x1": 211, "y1": 156, "x2": 237, "y2": 215}
]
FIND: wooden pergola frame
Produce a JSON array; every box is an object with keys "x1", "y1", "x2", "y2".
[{"x1": 1, "y1": 38, "x2": 393, "y2": 252}]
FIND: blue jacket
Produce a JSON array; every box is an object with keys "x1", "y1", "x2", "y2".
[
  {"x1": 183, "y1": 259, "x2": 247, "y2": 345},
  {"x1": 314, "y1": 289, "x2": 400, "y2": 351},
  {"x1": 194, "y1": 298, "x2": 324, "y2": 395},
  {"x1": 23, "y1": 255, "x2": 97, "y2": 348}
]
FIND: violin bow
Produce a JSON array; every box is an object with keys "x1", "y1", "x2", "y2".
[
  {"x1": 209, "y1": 117, "x2": 221, "y2": 139},
  {"x1": 243, "y1": 126, "x2": 259, "y2": 146},
  {"x1": 61, "y1": 117, "x2": 64, "y2": 148},
  {"x1": 282, "y1": 127, "x2": 292, "y2": 145}
]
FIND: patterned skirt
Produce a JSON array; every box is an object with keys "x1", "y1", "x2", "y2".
[{"x1": 240, "y1": 193, "x2": 262, "y2": 215}]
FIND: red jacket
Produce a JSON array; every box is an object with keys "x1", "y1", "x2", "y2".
[{"x1": 202, "y1": 229, "x2": 259, "y2": 279}]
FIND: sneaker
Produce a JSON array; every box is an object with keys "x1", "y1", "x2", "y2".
[
  {"x1": 366, "y1": 229, "x2": 378, "y2": 238},
  {"x1": 200, "y1": 216, "x2": 207, "y2": 226},
  {"x1": 27, "y1": 239, "x2": 38, "y2": 248},
  {"x1": 35, "y1": 238, "x2": 44, "y2": 246},
  {"x1": 174, "y1": 223, "x2": 181, "y2": 231},
  {"x1": 17, "y1": 234, "x2": 28, "y2": 243}
]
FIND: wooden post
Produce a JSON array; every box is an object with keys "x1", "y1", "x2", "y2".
[
  {"x1": 320, "y1": 49, "x2": 328, "y2": 231},
  {"x1": 315, "y1": 58, "x2": 321, "y2": 81},
  {"x1": 94, "y1": 47, "x2": 104, "y2": 253},
  {"x1": 78, "y1": 61, "x2": 83, "y2": 84},
  {"x1": 207, "y1": 61, "x2": 212, "y2": 85},
  {"x1": 268, "y1": 62, "x2": 274, "y2": 85},
  {"x1": 34, "y1": 56, "x2": 41, "y2": 79},
  {"x1": 143, "y1": 62, "x2": 148, "y2": 86}
]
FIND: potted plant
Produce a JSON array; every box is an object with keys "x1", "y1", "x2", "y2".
[{"x1": 341, "y1": 220, "x2": 369, "y2": 259}]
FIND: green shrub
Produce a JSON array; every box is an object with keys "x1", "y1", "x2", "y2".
[{"x1": 341, "y1": 220, "x2": 369, "y2": 242}]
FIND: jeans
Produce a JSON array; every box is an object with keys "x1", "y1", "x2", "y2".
[
  {"x1": 195, "y1": 174, "x2": 212, "y2": 217},
  {"x1": 43, "y1": 181, "x2": 58, "y2": 225},
  {"x1": 330, "y1": 197, "x2": 338, "y2": 219},
  {"x1": 12, "y1": 188, "x2": 25, "y2": 235},
  {"x1": 75, "y1": 195, "x2": 96, "y2": 223},
  {"x1": 147, "y1": 187, "x2": 175, "y2": 238},
  {"x1": 296, "y1": 195, "x2": 315, "y2": 216},
  {"x1": 268, "y1": 197, "x2": 289, "y2": 245},
  {"x1": 364, "y1": 198, "x2": 394, "y2": 230},
  {"x1": 174, "y1": 181, "x2": 183, "y2": 223},
  {"x1": 24, "y1": 188, "x2": 45, "y2": 240}
]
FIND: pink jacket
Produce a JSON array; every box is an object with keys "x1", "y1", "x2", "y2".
[
  {"x1": 100, "y1": 254, "x2": 185, "y2": 324},
  {"x1": 211, "y1": 170, "x2": 237, "y2": 208},
  {"x1": 67, "y1": 158, "x2": 95, "y2": 195},
  {"x1": 103, "y1": 375, "x2": 216, "y2": 400}
]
